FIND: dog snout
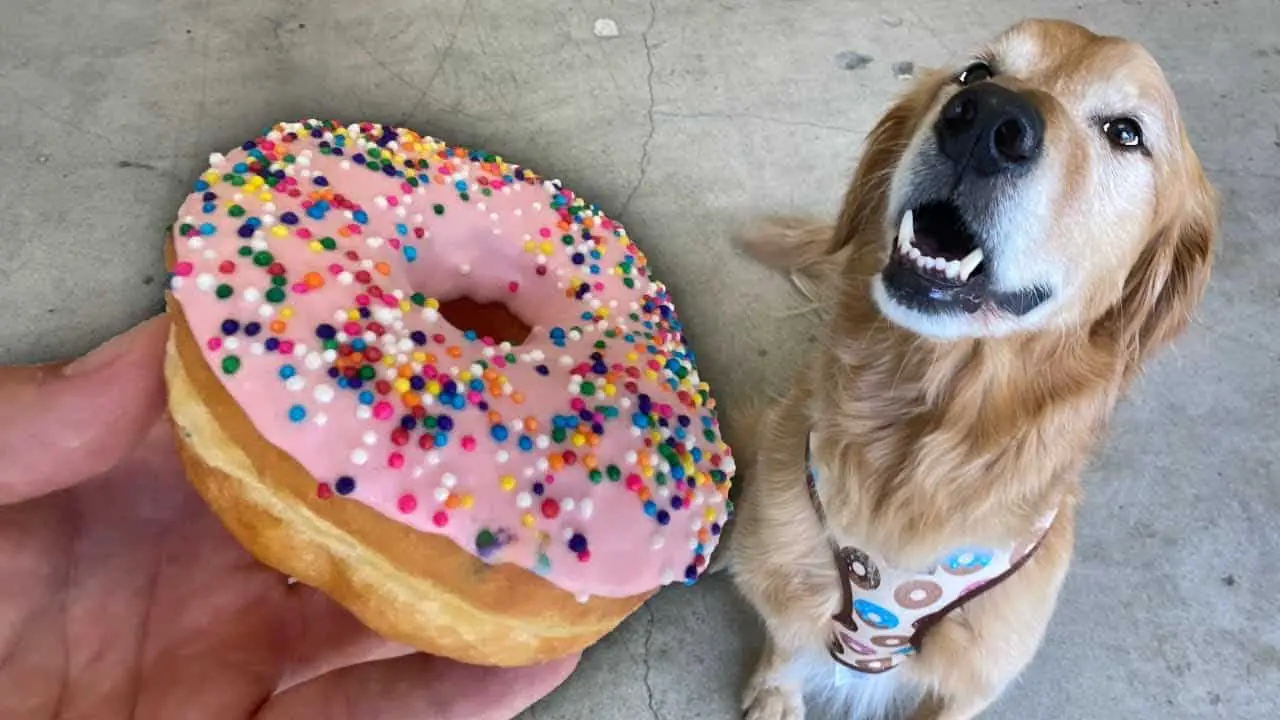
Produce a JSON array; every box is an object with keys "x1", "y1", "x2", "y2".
[{"x1": 936, "y1": 84, "x2": 1045, "y2": 176}]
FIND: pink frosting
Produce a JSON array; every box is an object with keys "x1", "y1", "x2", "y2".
[{"x1": 168, "y1": 120, "x2": 734, "y2": 599}]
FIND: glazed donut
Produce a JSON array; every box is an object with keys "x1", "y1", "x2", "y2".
[{"x1": 163, "y1": 119, "x2": 735, "y2": 666}]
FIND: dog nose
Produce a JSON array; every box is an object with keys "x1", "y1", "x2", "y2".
[{"x1": 935, "y1": 84, "x2": 1044, "y2": 176}]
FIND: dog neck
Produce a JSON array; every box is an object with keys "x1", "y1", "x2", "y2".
[{"x1": 804, "y1": 247, "x2": 1127, "y2": 565}]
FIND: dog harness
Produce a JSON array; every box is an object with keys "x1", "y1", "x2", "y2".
[{"x1": 806, "y1": 434, "x2": 1057, "y2": 674}]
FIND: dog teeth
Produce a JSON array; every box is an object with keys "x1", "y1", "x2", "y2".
[
  {"x1": 898, "y1": 209, "x2": 915, "y2": 252},
  {"x1": 957, "y1": 248, "x2": 984, "y2": 281},
  {"x1": 898, "y1": 208, "x2": 984, "y2": 282}
]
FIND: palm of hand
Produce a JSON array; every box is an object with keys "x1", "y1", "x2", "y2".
[{"x1": 0, "y1": 319, "x2": 577, "y2": 720}]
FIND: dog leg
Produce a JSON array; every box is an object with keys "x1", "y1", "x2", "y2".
[
  {"x1": 742, "y1": 634, "x2": 807, "y2": 720},
  {"x1": 731, "y1": 387, "x2": 840, "y2": 719},
  {"x1": 908, "y1": 688, "x2": 996, "y2": 720},
  {"x1": 904, "y1": 506, "x2": 1075, "y2": 720}
]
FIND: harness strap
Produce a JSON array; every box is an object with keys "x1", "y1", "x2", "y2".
[{"x1": 805, "y1": 433, "x2": 1055, "y2": 671}]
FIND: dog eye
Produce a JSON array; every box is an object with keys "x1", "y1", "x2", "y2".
[
  {"x1": 1102, "y1": 118, "x2": 1144, "y2": 150},
  {"x1": 956, "y1": 62, "x2": 994, "y2": 86}
]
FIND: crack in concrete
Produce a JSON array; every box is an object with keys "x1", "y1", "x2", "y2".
[
  {"x1": 114, "y1": 160, "x2": 184, "y2": 183},
  {"x1": 11, "y1": 93, "x2": 119, "y2": 156},
  {"x1": 641, "y1": 603, "x2": 660, "y2": 720},
  {"x1": 902, "y1": 7, "x2": 954, "y2": 56},
  {"x1": 620, "y1": 0, "x2": 658, "y2": 222},
  {"x1": 351, "y1": 36, "x2": 418, "y2": 92},
  {"x1": 401, "y1": 0, "x2": 471, "y2": 125}
]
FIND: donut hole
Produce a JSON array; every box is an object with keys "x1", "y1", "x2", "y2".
[{"x1": 437, "y1": 296, "x2": 533, "y2": 345}]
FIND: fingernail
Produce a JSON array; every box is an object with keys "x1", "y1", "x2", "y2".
[{"x1": 63, "y1": 317, "x2": 163, "y2": 376}]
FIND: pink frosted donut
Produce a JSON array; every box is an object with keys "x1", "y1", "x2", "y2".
[{"x1": 163, "y1": 119, "x2": 734, "y2": 665}]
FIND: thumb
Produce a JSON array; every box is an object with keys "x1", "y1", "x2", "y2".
[{"x1": 0, "y1": 316, "x2": 170, "y2": 504}]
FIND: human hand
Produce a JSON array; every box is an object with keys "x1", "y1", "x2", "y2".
[{"x1": 0, "y1": 317, "x2": 577, "y2": 719}]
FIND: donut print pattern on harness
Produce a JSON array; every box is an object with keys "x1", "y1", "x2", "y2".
[
  {"x1": 942, "y1": 548, "x2": 994, "y2": 576},
  {"x1": 853, "y1": 598, "x2": 900, "y2": 630},
  {"x1": 893, "y1": 579, "x2": 943, "y2": 609},
  {"x1": 824, "y1": 529, "x2": 1055, "y2": 673},
  {"x1": 167, "y1": 120, "x2": 735, "y2": 601},
  {"x1": 839, "y1": 546, "x2": 881, "y2": 589}
]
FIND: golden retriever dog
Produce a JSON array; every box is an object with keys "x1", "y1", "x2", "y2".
[{"x1": 727, "y1": 19, "x2": 1216, "y2": 720}]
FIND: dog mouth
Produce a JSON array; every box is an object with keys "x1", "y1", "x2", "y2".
[
  {"x1": 894, "y1": 201, "x2": 986, "y2": 285},
  {"x1": 881, "y1": 200, "x2": 1049, "y2": 317}
]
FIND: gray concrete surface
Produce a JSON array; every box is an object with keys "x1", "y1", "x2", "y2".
[{"x1": 2, "y1": 0, "x2": 1277, "y2": 717}]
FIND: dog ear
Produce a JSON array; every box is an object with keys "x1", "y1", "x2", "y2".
[
  {"x1": 830, "y1": 73, "x2": 947, "y2": 253},
  {"x1": 1098, "y1": 159, "x2": 1217, "y2": 378}
]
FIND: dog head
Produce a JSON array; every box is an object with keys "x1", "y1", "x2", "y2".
[{"x1": 840, "y1": 20, "x2": 1216, "y2": 352}]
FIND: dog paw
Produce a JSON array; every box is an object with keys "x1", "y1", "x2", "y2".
[{"x1": 742, "y1": 684, "x2": 805, "y2": 720}]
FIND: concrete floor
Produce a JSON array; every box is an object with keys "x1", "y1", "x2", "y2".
[{"x1": 2, "y1": 0, "x2": 1277, "y2": 717}]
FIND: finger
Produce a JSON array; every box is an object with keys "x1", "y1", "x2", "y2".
[
  {"x1": 277, "y1": 583, "x2": 417, "y2": 691},
  {"x1": 256, "y1": 652, "x2": 580, "y2": 720},
  {"x1": 0, "y1": 315, "x2": 170, "y2": 504}
]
